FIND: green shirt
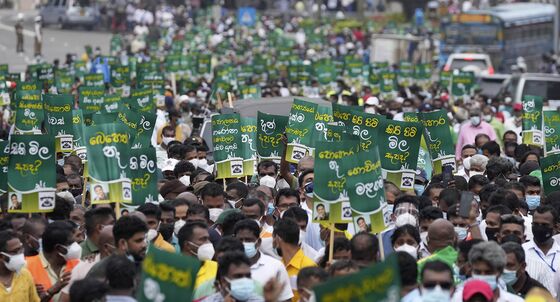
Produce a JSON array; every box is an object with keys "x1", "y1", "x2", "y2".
[{"x1": 80, "y1": 238, "x2": 99, "y2": 259}]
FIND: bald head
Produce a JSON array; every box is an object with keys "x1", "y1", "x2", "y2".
[
  {"x1": 297, "y1": 156, "x2": 314, "y2": 173},
  {"x1": 98, "y1": 225, "x2": 114, "y2": 258},
  {"x1": 427, "y1": 219, "x2": 456, "y2": 253},
  {"x1": 176, "y1": 192, "x2": 198, "y2": 204},
  {"x1": 130, "y1": 211, "x2": 147, "y2": 223}
]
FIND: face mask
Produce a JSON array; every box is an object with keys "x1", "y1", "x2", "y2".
[
  {"x1": 414, "y1": 184, "x2": 425, "y2": 196},
  {"x1": 463, "y1": 157, "x2": 471, "y2": 170},
  {"x1": 469, "y1": 171, "x2": 485, "y2": 177},
  {"x1": 159, "y1": 223, "x2": 174, "y2": 241},
  {"x1": 420, "y1": 231, "x2": 428, "y2": 245},
  {"x1": 57, "y1": 158, "x2": 65, "y2": 166},
  {"x1": 226, "y1": 277, "x2": 255, "y2": 301},
  {"x1": 470, "y1": 116, "x2": 481, "y2": 126},
  {"x1": 385, "y1": 204, "x2": 394, "y2": 215},
  {"x1": 29, "y1": 235, "x2": 42, "y2": 252},
  {"x1": 208, "y1": 208, "x2": 224, "y2": 223},
  {"x1": 483, "y1": 115, "x2": 493, "y2": 122},
  {"x1": 526, "y1": 195, "x2": 541, "y2": 210},
  {"x1": 474, "y1": 195, "x2": 481, "y2": 203},
  {"x1": 389, "y1": 110, "x2": 399, "y2": 116},
  {"x1": 243, "y1": 242, "x2": 258, "y2": 258},
  {"x1": 394, "y1": 244, "x2": 418, "y2": 259},
  {"x1": 59, "y1": 242, "x2": 82, "y2": 261},
  {"x1": 299, "y1": 230, "x2": 307, "y2": 245},
  {"x1": 395, "y1": 213, "x2": 417, "y2": 227},
  {"x1": 267, "y1": 203, "x2": 275, "y2": 215},
  {"x1": 364, "y1": 107, "x2": 376, "y2": 114},
  {"x1": 69, "y1": 188, "x2": 82, "y2": 197},
  {"x1": 501, "y1": 234, "x2": 523, "y2": 245},
  {"x1": 454, "y1": 226, "x2": 468, "y2": 241},
  {"x1": 189, "y1": 158, "x2": 199, "y2": 169},
  {"x1": 402, "y1": 106, "x2": 414, "y2": 113},
  {"x1": 259, "y1": 175, "x2": 276, "y2": 189},
  {"x1": 422, "y1": 285, "x2": 451, "y2": 302},
  {"x1": 198, "y1": 158, "x2": 208, "y2": 168},
  {"x1": 1, "y1": 252, "x2": 26, "y2": 273},
  {"x1": 485, "y1": 228, "x2": 499, "y2": 241},
  {"x1": 472, "y1": 274, "x2": 498, "y2": 290},
  {"x1": 174, "y1": 219, "x2": 186, "y2": 235},
  {"x1": 502, "y1": 269, "x2": 518, "y2": 285},
  {"x1": 191, "y1": 242, "x2": 215, "y2": 261},
  {"x1": 146, "y1": 228, "x2": 158, "y2": 242},
  {"x1": 532, "y1": 224, "x2": 553, "y2": 244},
  {"x1": 162, "y1": 136, "x2": 174, "y2": 145},
  {"x1": 179, "y1": 175, "x2": 191, "y2": 187}
]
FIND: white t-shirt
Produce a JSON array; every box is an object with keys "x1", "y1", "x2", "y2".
[
  {"x1": 61, "y1": 254, "x2": 101, "y2": 294},
  {"x1": 251, "y1": 254, "x2": 294, "y2": 301}
]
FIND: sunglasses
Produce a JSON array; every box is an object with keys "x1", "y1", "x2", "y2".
[{"x1": 422, "y1": 281, "x2": 453, "y2": 290}]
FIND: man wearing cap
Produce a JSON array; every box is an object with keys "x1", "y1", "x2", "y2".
[
  {"x1": 364, "y1": 97, "x2": 380, "y2": 114},
  {"x1": 161, "y1": 158, "x2": 179, "y2": 180},
  {"x1": 159, "y1": 179, "x2": 188, "y2": 200},
  {"x1": 462, "y1": 279, "x2": 494, "y2": 302}
]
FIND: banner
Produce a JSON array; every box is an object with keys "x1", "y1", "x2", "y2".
[
  {"x1": 378, "y1": 119, "x2": 422, "y2": 191},
  {"x1": 544, "y1": 110, "x2": 560, "y2": 156},
  {"x1": 0, "y1": 141, "x2": 9, "y2": 194},
  {"x1": 312, "y1": 106, "x2": 337, "y2": 144},
  {"x1": 418, "y1": 109, "x2": 456, "y2": 174},
  {"x1": 211, "y1": 113, "x2": 243, "y2": 179},
  {"x1": 130, "y1": 147, "x2": 158, "y2": 205},
  {"x1": 347, "y1": 146, "x2": 388, "y2": 233},
  {"x1": 256, "y1": 111, "x2": 288, "y2": 161},
  {"x1": 55, "y1": 75, "x2": 73, "y2": 94},
  {"x1": 137, "y1": 244, "x2": 200, "y2": 302},
  {"x1": 44, "y1": 94, "x2": 74, "y2": 153},
  {"x1": 79, "y1": 86, "x2": 106, "y2": 115},
  {"x1": 522, "y1": 95, "x2": 544, "y2": 146},
  {"x1": 240, "y1": 117, "x2": 257, "y2": 177},
  {"x1": 84, "y1": 73, "x2": 105, "y2": 87},
  {"x1": 285, "y1": 99, "x2": 318, "y2": 163},
  {"x1": 7, "y1": 135, "x2": 56, "y2": 213},
  {"x1": 85, "y1": 123, "x2": 132, "y2": 204},
  {"x1": 332, "y1": 104, "x2": 384, "y2": 153},
  {"x1": 14, "y1": 90, "x2": 43, "y2": 134},
  {"x1": 541, "y1": 153, "x2": 560, "y2": 196},
  {"x1": 451, "y1": 72, "x2": 474, "y2": 99},
  {"x1": 129, "y1": 88, "x2": 156, "y2": 113},
  {"x1": 313, "y1": 254, "x2": 401, "y2": 302},
  {"x1": 313, "y1": 141, "x2": 357, "y2": 223},
  {"x1": 135, "y1": 111, "x2": 157, "y2": 148},
  {"x1": 72, "y1": 109, "x2": 87, "y2": 161},
  {"x1": 380, "y1": 71, "x2": 397, "y2": 99},
  {"x1": 238, "y1": 86, "x2": 261, "y2": 99}
]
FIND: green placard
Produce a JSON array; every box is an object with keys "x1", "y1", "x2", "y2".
[
  {"x1": 418, "y1": 109, "x2": 456, "y2": 174},
  {"x1": 211, "y1": 113, "x2": 243, "y2": 179},
  {"x1": 285, "y1": 99, "x2": 318, "y2": 163},
  {"x1": 197, "y1": 54, "x2": 211, "y2": 75},
  {"x1": 541, "y1": 153, "x2": 560, "y2": 196},
  {"x1": 378, "y1": 119, "x2": 422, "y2": 191},
  {"x1": 380, "y1": 71, "x2": 397, "y2": 98},
  {"x1": 16, "y1": 81, "x2": 41, "y2": 92},
  {"x1": 111, "y1": 65, "x2": 130, "y2": 88},
  {"x1": 137, "y1": 244, "x2": 200, "y2": 302},
  {"x1": 440, "y1": 71, "x2": 452, "y2": 88},
  {"x1": 134, "y1": 111, "x2": 157, "y2": 149},
  {"x1": 85, "y1": 123, "x2": 132, "y2": 204},
  {"x1": 313, "y1": 255, "x2": 401, "y2": 302},
  {"x1": 346, "y1": 146, "x2": 388, "y2": 233},
  {"x1": 79, "y1": 86, "x2": 105, "y2": 115},
  {"x1": 14, "y1": 90, "x2": 43, "y2": 134},
  {"x1": 314, "y1": 60, "x2": 336, "y2": 85},
  {"x1": 313, "y1": 141, "x2": 357, "y2": 223},
  {"x1": 451, "y1": 72, "x2": 474, "y2": 98},
  {"x1": 544, "y1": 110, "x2": 560, "y2": 156},
  {"x1": 7, "y1": 135, "x2": 56, "y2": 213},
  {"x1": 129, "y1": 88, "x2": 155, "y2": 113},
  {"x1": 71, "y1": 109, "x2": 86, "y2": 161},
  {"x1": 240, "y1": 117, "x2": 258, "y2": 177},
  {"x1": 521, "y1": 95, "x2": 544, "y2": 146},
  {"x1": 398, "y1": 61, "x2": 413, "y2": 86},
  {"x1": 0, "y1": 141, "x2": 9, "y2": 194},
  {"x1": 44, "y1": 94, "x2": 74, "y2": 153},
  {"x1": 256, "y1": 111, "x2": 288, "y2": 161},
  {"x1": 84, "y1": 73, "x2": 105, "y2": 87},
  {"x1": 130, "y1": 147, "x2": 158, "y2": 205},
  {"x1": 239, "y1": 86, "x2": 261, "y2": 99},
  {"x1": 55, "y1": 75, "x2": 73, "y2": 94},
  {"x1": 332, "y1": 104, "x2": 384, "y2": 153},
  {"x1": 312, "y1": 106, "x2": 336, "y2": 144}
]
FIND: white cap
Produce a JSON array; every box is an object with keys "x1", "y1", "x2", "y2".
[
  {"x1": 162, "y1": 158, "x2": 179, "y2": 172},
  {"x1": 365, "y1": 96, "x2": 380, "y2": 106},
  {"x1": 178, "y1": 95, "x2": 189, "y2": 104}
]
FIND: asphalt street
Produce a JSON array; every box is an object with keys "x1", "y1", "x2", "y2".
[{"x1": 0, "y1": 9, "x2": 112, "y2": 72}]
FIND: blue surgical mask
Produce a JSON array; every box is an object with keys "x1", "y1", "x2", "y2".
[
  {"x1": 472, "y1": 274, "x2": 498, "y2": 290},
  {"x1": 226, "y1": 277, "x2": 254, "y2": 301},
  {"x1": 243, "y1": 242, "x2": 258, "y2": 258},
  {"x1": 454, "y1": 226, "x2": 468, "y2": 241},
  {"x1": 421, "y1": 285, "x2": 451, "y2": 302},
  {"x1": 414, "y1": 184, "x2": 425, "y2": 196},
  {"x1": 526, "y1": 195, "x2": 541, "y2": 210},
  {"x1": 502, "y1": 269, "x2": 518, "y2": 285},
  {"x1": 267, "y1": 203, "x2": 275, "y2": 215}
]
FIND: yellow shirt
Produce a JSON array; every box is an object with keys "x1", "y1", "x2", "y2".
[
  {"x1": 282, "y1": 248, "x2": 317, "y2": 302},
  {"x1": 193, "y1": 260, "x2": 218, "y2": 300},
  {"x1": 0, "y1": 268, "x2": 40, "y2": 302},
  {"x1": 154, "y1": 233, "x2": 176, "y2": 253}
]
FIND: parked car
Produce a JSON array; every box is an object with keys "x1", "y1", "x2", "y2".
[{"x1": 39, "y1": 0, "x2": 99, "y2": 30}]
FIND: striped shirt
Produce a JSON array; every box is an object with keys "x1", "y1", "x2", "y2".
[{"x1": 523, "y1": 240, "x2": 560, "y2": 297}]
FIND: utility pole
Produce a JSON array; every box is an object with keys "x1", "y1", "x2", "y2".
[
  {"x1": 317, "y1": 0, "x2": 322, "y2": 22},
  {"x1": 555, "y1": 0, "x2": 559, "y2": 54},
  {"x1": 357, "y1": 0, "x2": 365, "y2": 21}
]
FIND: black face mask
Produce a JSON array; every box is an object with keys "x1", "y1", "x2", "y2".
[
  {"x1": 69, "y1": 188, "x2": 82, "y2": 197},
  {"x1": 532, "y1": 224, "x2": 553, "y2": 244},
  {"x1": 501, "y1": 234, "x2": 522, "y2": 245},
  {"x1": 485, "y1": 228, "x2": 499, "y2": 241},
  {"x1": 159, "y1": 223, "x2": 174, "y2": 242}
]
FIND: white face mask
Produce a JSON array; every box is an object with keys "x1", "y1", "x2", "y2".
[
  {"x1": 59, "y1": 242, "x2": 82, "y2": 261},
  {"x1": 146, "y1": 229, "x2": 158, "y2": 242},
  {"x1": 299, "y1": 230, "x2": 307, "y2": 245},
  {"x1": 470, "y1": 116, "x2": 481, "y2": 126},
  {"x1": 259, "y1": 175, "x2": 276, "y2": 189},
  {"x1": 189, "y1": 158, "x2": 199, "y2": 169},
  {"x1": 174, "y1": 219, "x2": 186, "y2": 235},
  {"x1": 395, "y1": 213, "x2": 418, "y2": 227},
  {"x1": 179, "y1": 175, "x2": 191, "y2": 187},
  {"x1": 208, "y1": 208, "x2": 224, "y2": 223},
  {"x1": 420, "y1": 231, "x2": 428, "y2": 245},
  {"x1": 469, "y1": 170, "x2": 485, "y2": 177},
  {"x1": 192, "y1": 242, "x2": 215, "y2": 261},
  {"x1": 364, "y1": 107, "x2": 376, "y2": 114},
  {"x1": 394, "y1": 244, "x2": 418, "y2": 259},
  {"x1": 462, "y1": 157, "x2": 471, "y2": 170},
  {"x1": 162, "y1": 136, "x2": 174, "y2": 145},
  {"x1": 198, "y1": 158, "x2": 208, "y2": 168},
  {"x1": 1, "y1": 252, "x2": 26, "y2": 273}
]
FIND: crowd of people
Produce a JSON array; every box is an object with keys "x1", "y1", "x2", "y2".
[{"x1": 0, "y1": 2, "x2": 558, "y2": 302}]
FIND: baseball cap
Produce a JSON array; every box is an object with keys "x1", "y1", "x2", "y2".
[
  {"x1": 513, "y1": 103, "x2": 522, "y2": 111},
  {"x1": 463, "y1": 279, "x2": 493, "y2": 301},
  {"x1": 162, "y1": 158, "x2": 179, "y2": 172},
  {"x1": 365, "y1": 96, "x2": 380, "y2": 106}
]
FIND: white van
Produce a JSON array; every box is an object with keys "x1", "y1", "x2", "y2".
[
  {"x1": 39, "y1": 0, "x2": 99, "y2": 29},
  {"x1": 444, "y1": 53, "x2": 494, "y2": 76},
  {"x1": 499, "y1": 73, "x2": 560, "y2": 103}
]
